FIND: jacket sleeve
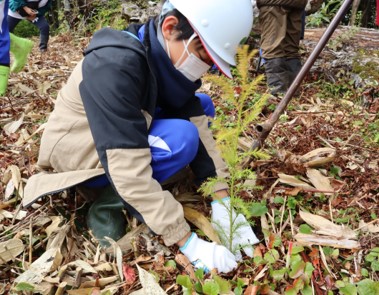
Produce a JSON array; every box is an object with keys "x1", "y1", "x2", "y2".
[
  {"x1": 9, "y1": 0, "x2": 26, "y2": 12},
  {"x1": 79, "y1": 43, "x2": 190, "y2": 246}
]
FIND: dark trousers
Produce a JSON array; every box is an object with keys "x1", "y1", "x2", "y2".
[{"x1": 7, "y1": 15, "x2": 49, "y2": 50}]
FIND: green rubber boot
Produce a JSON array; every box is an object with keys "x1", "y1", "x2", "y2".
[
  {"x1": 0, "y1": 65, "x2": 10, "y2": 96},
  {"x1": 10, "y1": 33, "x2": 34, "y2": 73},
  {"x1": 86, "y1": 185, "x2": 127, "y2": 248}
]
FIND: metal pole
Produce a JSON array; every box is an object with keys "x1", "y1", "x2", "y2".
[{"x1": 251, "y1": 0, "x2": 354, "y2": 150}]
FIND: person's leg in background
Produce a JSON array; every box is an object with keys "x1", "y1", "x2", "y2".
[
  {"x1": 7, "y1": 15, "x2": 34, "y2": 73},
  {"x1": 9, "y1": 32, "x2": 34, "y2": 72},
  {"x1": 0, "y1": 0, "x2": 11, "y2": 96},
  {"x1": 259, "y1": 5, "x2": 289, "y2": 96},
  {"x1": 7, "y1": 14, "x2": 34, "y2": 72},
  {"x1": 284, "y1": 8, "x2": 304, "y2": 87},
  {"x1": 32, "y1": 15, "x2": 49, "y2": 51},
  {"x1": 6, "y1": 12, "x2": 20, "y2": 32}
]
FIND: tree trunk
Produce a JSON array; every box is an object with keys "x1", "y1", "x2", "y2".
[
  {"x1": 360, "y1": 0, "x2": 371, "y2": 27},
  {"x1": 349, "y1": 0, "x2": 361, "y2": 26},
  {"x1": 46, "y1": 0, "x2": 61, "y2": 30}
]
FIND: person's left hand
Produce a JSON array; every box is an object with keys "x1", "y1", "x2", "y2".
[{"x1": 211, "y1": 197, "x2": 259, "y2": 260}]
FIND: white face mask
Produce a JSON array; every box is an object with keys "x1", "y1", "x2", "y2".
[{"x1": 166, "y1": 33, "x2": 211, "y2": 82}]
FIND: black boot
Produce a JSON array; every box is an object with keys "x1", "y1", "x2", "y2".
[
  {"x1": 286, "y1": 58, "x2": 302, "y2": 86},
  {"x1": 39, "y1": 33, "x2": 49, "y2": 51},
  {"x1": 86, "y1": 185, "x2": 127, "y2": 247},
  {"x1": 264, "y1": 57, "x2": 290, "y2": 96}
]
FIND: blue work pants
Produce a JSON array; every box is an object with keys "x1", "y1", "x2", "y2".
[{"x1": 0, "y1": 0, "x2": 10, "y2": 66}]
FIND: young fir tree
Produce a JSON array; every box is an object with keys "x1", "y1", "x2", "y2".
[{"x1": 200, "y1": 45, "x2": 270, "y2": 253}]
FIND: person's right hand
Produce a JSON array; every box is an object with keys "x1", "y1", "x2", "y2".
[
  {"x1": 211, "y1": 197, "x2": 259, "y2": 260},
  {"x1": 180, "y1": 232, "x2": 237, "y2": 273}
]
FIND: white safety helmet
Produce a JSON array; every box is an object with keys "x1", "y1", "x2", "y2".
[{"x1": 168, "y1": 0, "x2": 253, "y2": 78}]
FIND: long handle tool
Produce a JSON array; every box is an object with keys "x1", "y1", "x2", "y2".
[{"x1": 251, "y1": 0, "x2": 354, "y2": 150}]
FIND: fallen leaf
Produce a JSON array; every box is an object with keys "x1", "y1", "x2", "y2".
[
  {"x1": 286, "y1": 187, "x2": 303, "y2": 196},
  {"x1": 0, "y1": 209, "x2": 28, "y2": 221},
  {"x1": 4, "y1": 165, "x2": 22, "y2": 201},
  {"x1": 358, "y1": 220, "x2": 379, "y2": 233},
  {"x1": 15, "y1": 123, "x2": 46, "y2": 146},
  {"x1": 66, "y1": 260, "x2": 97, "y2": 274},
  {"x1": 79, "y1": 276, "x2": 118, "y2": 288},
  {"x1": 254, "y1": 265, "x2": 269, "y2": 281},
  {"x1": 175, "y1": 253, "x2": 196, "y2": 281},
  {"x1": 3, "y1": 113, "x2": 25, "y2": 135},
  {"x1": 45, "y1": 216, "x2": 65, "y2": 237},
  {"x1": 38, "y1": 80, "x2": 52, "y2": 95},
  {"x1": 319, "y1": 245, "x2": 337, "y2": 279},
  {"x1": 0, "y1": 239, "x2": 25, "y2": 264},
  {"x1": 300, "y1": 147, "x2": 336, "y2": 167},
  {"x1": 67, "y1": 287, "x2": 100, "y2": 295},
  {"x1": 368, "y1": 159, "x2": 378, "y2": 170},
  {"x1": 294, "y1": 233, "x2": 360, "y2": 249},
  {"x1": 299, "y1": 211, "x2": 356, "y2": 239},
  {"x1": 130, "y1": 264, "x2": 167, "y2": 295},
  {"x1": 15, "y1": 128, "x2": 32, "y2": 146},
  {"x1": 104, "y1": 237, "x2": 123, "y2": 281},
  {"x1": 15, "y1": 225, "x2": 69, "y2": 284},
  {"x1": 135, "y1": 255, "x2": 153, "y2": 264},
  {"x1": 93, "y1": 262, "x2": 113, "y2": 272},
  {"x1": 277, "y1": 173, "x2": 314, "y2": 190},
  {"x1": 175, "y1": 192, "x2": 203, "y2": 204},
  {"x1": 306, "y1": 169, "x2": 334, "y2": 194},
  {"x1": 183, "y1": 206, "x2": 221, "y2": 244},
  {"x1": 253, "y1": 246, "x2": 263, "y2": 258},
  {"x1": 14, "y1": 247, "x2": 63, "y2": 284},
  {"x1": 107, "y1": 223, "x2": 150, "y2": 255},
  {"x1": 4, "y1": 179, "x2": 15, "y2": 201},
  {"x1": 15, "y1": 83, "x2": 35, "y2": 95},
  {"x1": 244, "y1": 285, "x2": 259, "y2": 295},
  {"x1": 123, "y1": 263, "x2": 136, "y2": 285}
]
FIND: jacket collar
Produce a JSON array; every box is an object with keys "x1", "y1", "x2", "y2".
[{"x1": 144, "y1": 20, "x2": 201, "y2": 110}]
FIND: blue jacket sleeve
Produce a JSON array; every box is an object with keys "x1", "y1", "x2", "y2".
[{"x1": 9, "y1": 0, "x2": 27, "y2": 12}]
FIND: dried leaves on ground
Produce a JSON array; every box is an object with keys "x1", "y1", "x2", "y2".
[{"x1": 0, "y1": 27, "x2": 378, "y2": 294}]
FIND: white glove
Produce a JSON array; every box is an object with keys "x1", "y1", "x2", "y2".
[
  {"x1": 211, "y1": 197, "x2": 259, "y2": 260},
  {"x1": 180, "y1": 232, "x2": 237, "y2": 273}
]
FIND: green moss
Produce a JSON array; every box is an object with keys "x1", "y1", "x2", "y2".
[{"x1": 352, "y1": 50, "x2": 379, "y2": 81}]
